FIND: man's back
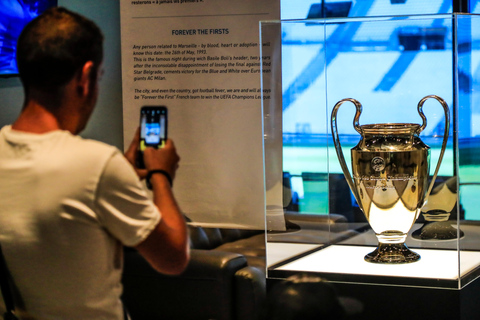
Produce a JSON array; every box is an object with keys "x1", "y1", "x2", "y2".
[
  {"x1": 0, "y1": 126, "x2": 159, "y2": 319},
  {"x1": 0, "y1": 7, "x2": 188, "y2": 318}
]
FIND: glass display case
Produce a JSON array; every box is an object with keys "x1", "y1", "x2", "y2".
[{"x1": 261, "y1": 13, "x2": 480, "y2": 290}]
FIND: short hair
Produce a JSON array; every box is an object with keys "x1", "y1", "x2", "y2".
[{"x1": 16, "y1": 7, "x2": 103, "y2": 93}]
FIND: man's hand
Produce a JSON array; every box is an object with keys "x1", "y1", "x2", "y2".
[
  {"x1": 143, "y1": 140, "x2": 180, "y2": 181},
  {"x1": 124, "y1": 129, "x2": 188, "y2": 275},
  {"x1": 124, "y1": 127, "x2": 148, "y2": 179},
  {"x1": 124, "y1": 127, "x2": 180, "y2": 182}
]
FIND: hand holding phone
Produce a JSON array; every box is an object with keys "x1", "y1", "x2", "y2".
[
  {"x1": 143, "y1": 139, "x2": 180, "y2": 182},
  {"x1": 136, "y1": 106, "x2": 168, "y2": 169}
]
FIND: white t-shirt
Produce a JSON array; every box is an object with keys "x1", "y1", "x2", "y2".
[{"x1": 0, "y1": 126, "x2": 161, "y2": 320}]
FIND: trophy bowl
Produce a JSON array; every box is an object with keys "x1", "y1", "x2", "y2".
[{"x1": 331, "y1": 95, "x2": 450, "y2": 264}]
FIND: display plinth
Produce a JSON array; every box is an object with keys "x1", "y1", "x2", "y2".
[
  {"x1": 261, "y1": 13, "x2": 480, "y2": 294},
  {"x1": 269, "y1": 244, "x2": 480, "y2": 288},
  {"x1": 266, "y1": 274, "x2": 480, "y2": 320}
]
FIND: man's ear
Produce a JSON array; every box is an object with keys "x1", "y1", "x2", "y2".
[{"x1": 78, "y1": 61, "x2": 95, "y2": 97}]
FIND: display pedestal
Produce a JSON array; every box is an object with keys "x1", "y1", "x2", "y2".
[
  {"x1": 267, "y1": 240, "x2": 480, "y2": 319},
  {"x1": 267, "y1": 273, "x2": 480, "y2": 320},
  {"x1": 269, "y1": 244, "x2": 480, "y2": 287},
  {"x1": 334, "y1": 277, "x2": 480, "y2": 320}
]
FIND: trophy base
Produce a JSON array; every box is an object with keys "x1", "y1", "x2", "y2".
[{"x1": 365, "y1": 243, "x2": 420, "y2": 264}]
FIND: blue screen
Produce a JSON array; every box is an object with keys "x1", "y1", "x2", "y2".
[{"x1": 0, "y1": 0, "x2": 57, "y2": 76}]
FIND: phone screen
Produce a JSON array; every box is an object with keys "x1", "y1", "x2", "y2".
[
  {"x1": 137, "y1": 106, "x2": 167, "y2": 168},
  {"x1": 139, "y1": 106, "x2": 167, "y2": 151}
]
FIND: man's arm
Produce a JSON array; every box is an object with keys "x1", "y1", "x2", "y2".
[{"x1": 125, "y1": 131, "x2": 189, "y2": 275}]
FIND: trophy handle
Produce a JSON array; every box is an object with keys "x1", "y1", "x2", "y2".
[
  {"x1": 417, "y1": 95, "x2": 450, "y2": 197},
  {"x1": 331, "y1": 98, "x2": 363, "y2": 205}
]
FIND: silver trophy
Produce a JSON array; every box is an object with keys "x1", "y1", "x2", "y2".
[{"x1": 331, "y1": 95, "x2": 450, "y2": 263}]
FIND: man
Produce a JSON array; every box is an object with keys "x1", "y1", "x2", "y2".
[{"x1": 0, "y1": 7, "x2": 189, "y2": 319}]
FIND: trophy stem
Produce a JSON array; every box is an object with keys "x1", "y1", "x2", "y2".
[{"x1": 365, "y1": 243, "x2": 420, "y2": 264}]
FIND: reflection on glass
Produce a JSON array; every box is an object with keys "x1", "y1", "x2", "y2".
[{"x1": 412, "y1": 176, "x2": 464, "y2": 240}]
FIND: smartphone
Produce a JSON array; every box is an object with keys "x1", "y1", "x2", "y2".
[{"x1": 136, "y1": 106, "x2": 168, "y2": 168}]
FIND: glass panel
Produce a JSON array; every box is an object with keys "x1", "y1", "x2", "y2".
[
  {"x1": 326, "y1": 14, "x2": 457, "y2": 284},
  {"x1": 263, "y1": 14, "x2": 480, "y2": 290},
  {"x1": 471, "y1": 0, "x2": 480, "y2": 13},
  {"x1": 281, "y1": 0, "x2": 452, "y2": 20},
  {"x1": 282, "y1": 14, "x2": 455, "y2": 214},
  {"x1": 457, "y1": 13, "x2": 480, "y2": 287}
]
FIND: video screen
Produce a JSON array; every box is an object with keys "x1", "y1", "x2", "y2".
[{"x1": 0, "y1": 0, "x2": 57, "y2": 76}]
